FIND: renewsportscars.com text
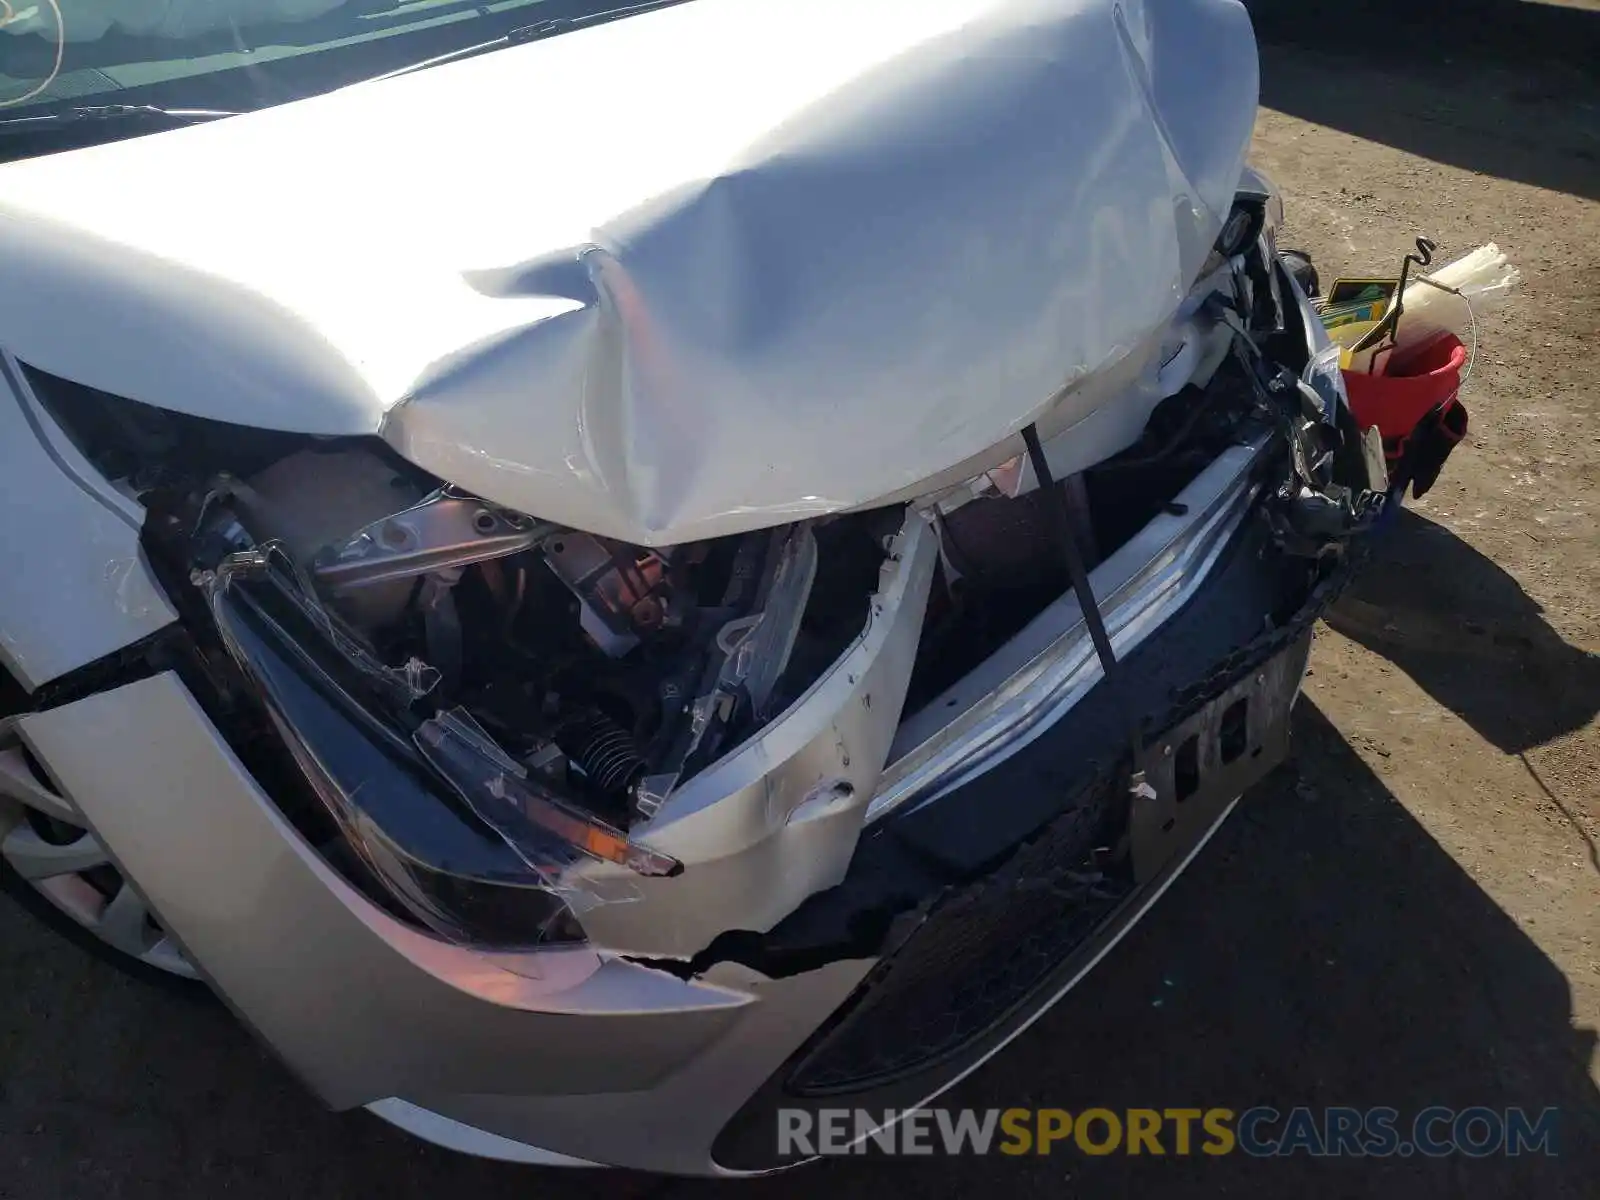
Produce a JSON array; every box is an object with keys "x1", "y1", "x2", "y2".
[{"x1": 776, "y1": 1106, "x2": 1559, "y2": 1159}]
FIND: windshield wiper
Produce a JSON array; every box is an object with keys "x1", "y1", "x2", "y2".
[
  {"x1": 368, "y1": 0, "x2": 687, "y2": 84},
  {"x1": 0, "y1": 104, "x2": 239, "y2": 133}
]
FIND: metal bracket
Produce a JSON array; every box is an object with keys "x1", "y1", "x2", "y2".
[
  {"x1": 312, "y1": 489, "x2": 557, "y2": 591},
  {"x1": 1128, "y1": 635, "x2": 1310, "y2": 883}
]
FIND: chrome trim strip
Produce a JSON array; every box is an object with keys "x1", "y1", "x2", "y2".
[{"x1": 869, "y1": 435, "x2": 1269, "y2": 823}]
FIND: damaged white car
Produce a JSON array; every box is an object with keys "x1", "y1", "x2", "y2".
[{"x1": 0, "y1": 0, "x2": 1390, "y2": 1174}]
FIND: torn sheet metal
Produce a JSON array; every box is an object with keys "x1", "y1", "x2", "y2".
[{"x1": 0, "y1": 0, "x2": 1258, "y2": 547}]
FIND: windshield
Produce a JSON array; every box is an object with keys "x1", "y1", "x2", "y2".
[{"x1": 0, "y1": 0, "x2": 671, "y2": 155}]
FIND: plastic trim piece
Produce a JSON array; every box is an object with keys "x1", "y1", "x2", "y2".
[{"x1": 365, "y1": 1099, "x2": 602, "y2": 1167}]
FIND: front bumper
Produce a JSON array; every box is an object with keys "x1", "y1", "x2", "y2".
[
  {"x1": 11, "y1": 669, "x2": 878, "y2": 1174},
  {"x1": 708, "y1": 508, "x2": 1336, "y2": 1171},
  {"x1": 5, "y1": 501, "x2": 1343, "y2": 1176}
]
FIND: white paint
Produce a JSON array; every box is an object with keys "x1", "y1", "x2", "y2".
[{"x1": 0, "y1": 0, "x2": 1257, "y2": 545}]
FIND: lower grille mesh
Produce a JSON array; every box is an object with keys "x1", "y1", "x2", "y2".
[{"x1": 786, "y1": 779, "x2": 1131, "y2": 1095}]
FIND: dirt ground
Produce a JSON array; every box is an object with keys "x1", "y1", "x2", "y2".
[{"x1": 1, "y1": 5, "x2": 1597, "y2": 1198}]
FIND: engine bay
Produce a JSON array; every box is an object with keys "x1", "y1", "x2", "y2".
[
  {"x1": 22, "y1": 256, "x2": 1370, "y2": 851},
  {"x1": 175, "y1": 444, "x2": 897, "y2": 830}
]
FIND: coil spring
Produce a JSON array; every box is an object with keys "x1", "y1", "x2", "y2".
[{"x1": 561, "y1": 712, "x2": 645, "y2": 798}]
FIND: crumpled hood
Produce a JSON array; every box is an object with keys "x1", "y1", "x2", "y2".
[{"x1": 0, "y1": 0, "x2": 1258, "y2": 546}]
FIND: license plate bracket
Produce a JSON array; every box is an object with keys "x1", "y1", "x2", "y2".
[{"x1": 1128, "y1": 634, "x2": 1312, "y2": 883}]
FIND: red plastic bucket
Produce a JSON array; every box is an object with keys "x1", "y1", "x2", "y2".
[{"x1": 1342, "y1": 334, "x2": 1468, "y2": 454}]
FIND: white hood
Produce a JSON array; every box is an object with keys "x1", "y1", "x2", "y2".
[{"x1": 0, "y1": 0, "x2": 1258, "y2": 546}]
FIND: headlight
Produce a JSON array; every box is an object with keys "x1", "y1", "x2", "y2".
[{"x1": 201, "y1": 543, "x2": 679, "y2": 952}]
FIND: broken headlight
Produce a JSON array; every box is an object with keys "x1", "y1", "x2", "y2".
[{"x1": 200, "y1": 543, "x2": 680, "y2": 951}]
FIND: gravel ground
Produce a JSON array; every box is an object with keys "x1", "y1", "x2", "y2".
[{"x1": 2, "y1": 5, "x2": 1597, "y2": 1197}]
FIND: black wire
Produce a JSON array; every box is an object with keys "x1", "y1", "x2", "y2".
[
  {"x1": 1091, "y1": 382, "x2": 1226, "y2": 474},
  {"x1": 1021, "y1": 424, "x2": 1119, "y2": 676}
]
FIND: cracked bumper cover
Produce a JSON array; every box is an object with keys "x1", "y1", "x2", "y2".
[{"x1": 7, "y1": 482, "x2": 1347, "y2": 1176}]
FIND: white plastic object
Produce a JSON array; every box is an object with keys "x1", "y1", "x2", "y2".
[{"x1": 1393, "y1": 243, "x2": 1520, "y2": 358}]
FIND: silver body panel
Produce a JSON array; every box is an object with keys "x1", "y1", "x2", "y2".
[
  {"x1": 8, "y1": 636, "x2": 1285, "y2": 1174},
  {"x1": 15, "y1": 673, "x2": 873, "y2": 1152},
  {"x1": 2, "y1": 437, "x2": 1281, "y2": 1172}
]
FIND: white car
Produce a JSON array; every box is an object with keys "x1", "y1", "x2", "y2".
[{"x1": 0, "y1": 0, "x2": 1388, "y2": 1175}]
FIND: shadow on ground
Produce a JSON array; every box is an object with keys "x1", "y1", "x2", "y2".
[
  {"x1": 1245, "y1": 0, "x2": 1600, "y2": 69},
  {"x1": 1246, "y1": 0, "x2": 1600, "y2": 201},
  {"x1": 726, "y1": 702, "x2": 1600, "y2": 1200},
  {"x1": 1325, "y1": 509, "x2": 1600, "y2": 875},
  {"x1": 3, "y1": 701, "x2": 1596, "y2": 1199},
  {"x1": 1327, "y1": 508, "x2": 1600, "y2": 757}
]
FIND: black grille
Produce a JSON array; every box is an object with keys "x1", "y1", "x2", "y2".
[{"x1": 786, "y1": 779, "x2": 1133, "y2": 1095}]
